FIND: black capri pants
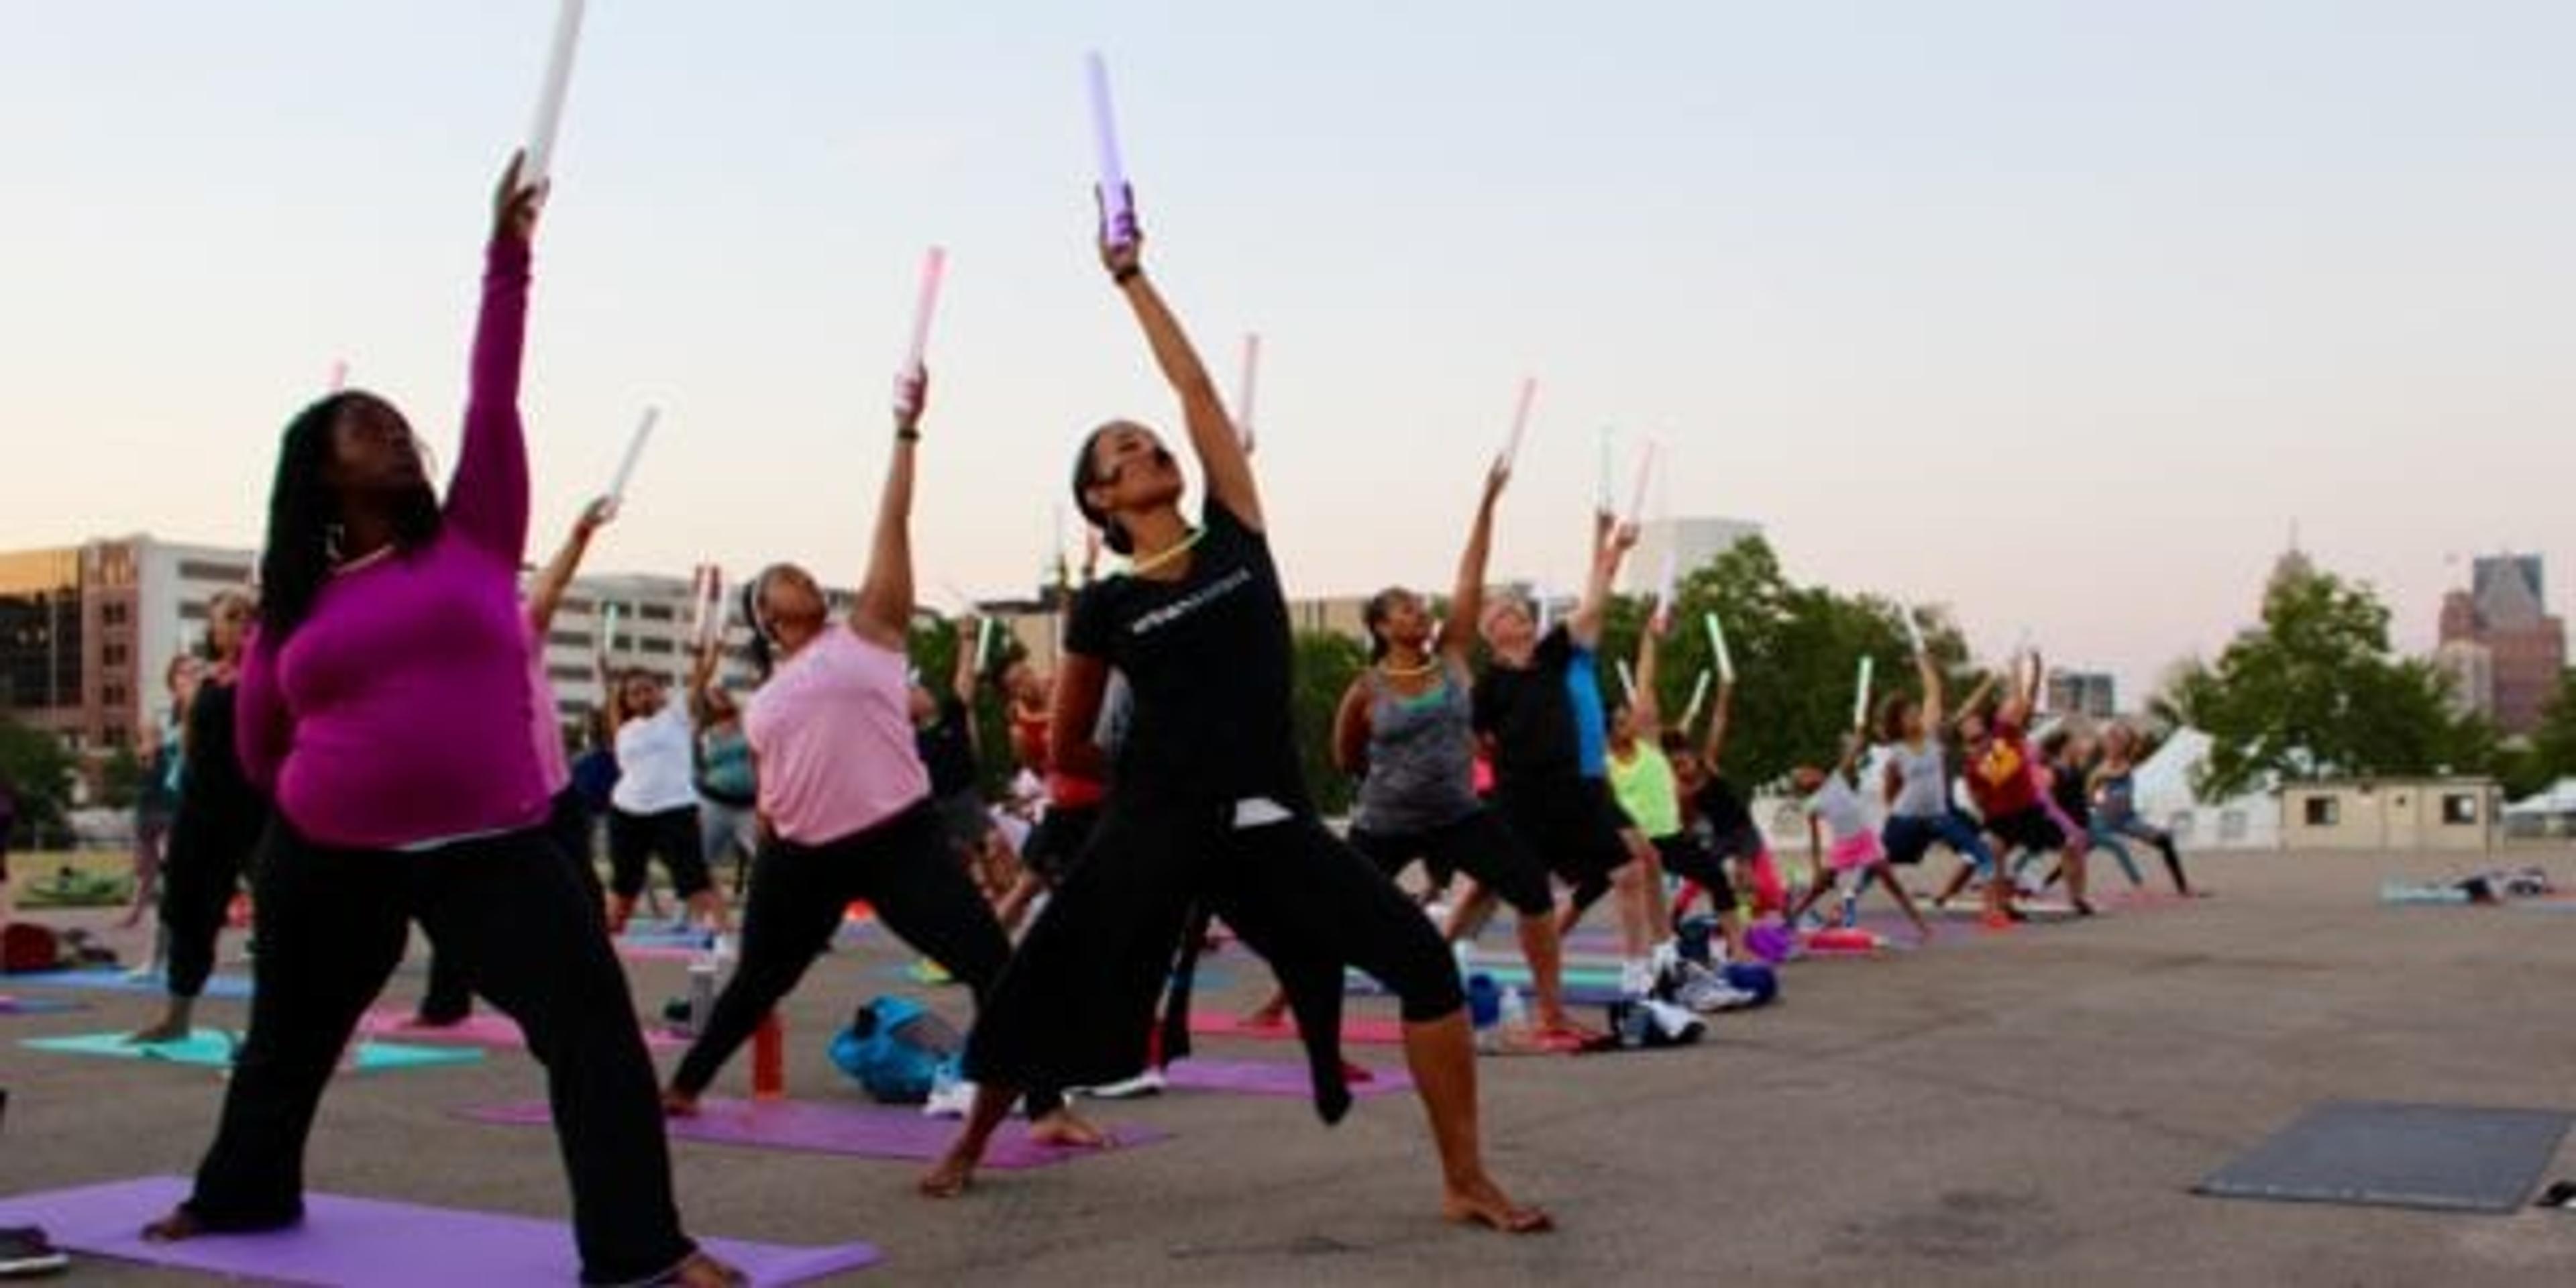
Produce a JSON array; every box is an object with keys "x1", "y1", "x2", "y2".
[
  {"x1": 606, "y1": 804, "x2": 712, "y2": 902},
  {"x1": 1349, "y1": 806, "x2": 1554, "y2": 916}
]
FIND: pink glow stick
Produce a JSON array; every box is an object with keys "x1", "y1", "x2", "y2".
[
  {"x1": 326, "y1": 359, "x2": 348, "y2": 392},
  {"x1": 904, "y1": 246, "x2": 946, "y2": 373},
  {"x1": 1236, "y1": 333, "x2": 1260, "y2": 449},
  {"x1": 1085, "y1": 52, "x2": 1135, "y2": 246},
  {"x1": 1500, "y1": 378, "x2": 1536, "y2": 470}
]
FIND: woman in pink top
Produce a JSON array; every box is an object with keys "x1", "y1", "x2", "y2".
[
  {"x1": 659, "y1": 365, "x2": 1099, "y2": 1150},
  {"x1": 144, "y1": 158, "x2": 737, "y2": 1288}
]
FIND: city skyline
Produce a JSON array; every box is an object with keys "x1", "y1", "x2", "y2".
[{"x1": 3, "y1": 3, "x2": 2571, "y2": 702}]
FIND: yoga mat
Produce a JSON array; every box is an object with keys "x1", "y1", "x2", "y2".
[
  {"x1": 2196, "y1": 1102, "x2": 2575, "y2": 1214},
  {"x1": 461, "y1": 1097, "x2": 1163, "y2": 1169},
  {"x1": 1190, "y1": 1012, "x2": 1405, "y2": 1046},
  {"x1": 25, "y1": 1032, "x2": 483, "y2": 1074},
  {"x1": 5, "y1": 967, "x2": 252, "y2": 1000},
  {"x1": 358, "y1": 1009, "x2": 688, "y2": 1053},
  {"x1": 0, "y1": 1176, "x2": 879, "y2": 1287},
  {"x1": 0, "y1": 994, "x2": 86, "y2": 1016},
  {"x1": 1163, "y1": 1057, "x2": 1413, "y2": 1099}
]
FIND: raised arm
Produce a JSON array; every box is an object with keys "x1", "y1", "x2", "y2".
[
  {"x1": 1631, "y1": 617, "x2": 1667, "y2": 739},
  {"x1": 447, "y1": 154, "x2": 542, "y2": 564},
  {"x1": 1047, "y1": 651, "x2": 1113, "y2": 784},
  {"x1": 1102, "y1": 198, "x2": 1261, "y2": 531},
  {"x1": 850, "y1": 367, "x2": 926, "y2": 649},
  {"x1": 1569, "y1": 513, "x2": 1638, "y2": 649},
  {"x1": 525, "y1": 496, "x2": 615, "y2": 637},
  {"x1": 1916, "y1": 639, "x2": 1947, "y2": 733},
  {"x1": 1951, "y1": 671, "x2": 1999, "y2": 732},
  {"x1": 2002, "y1": 649, "x2": 2041, "y2": 727},
  {"x1": 686, "y1": 636, "x2": 731, "y2": 728},
  {"x1": 1440, "y1": 462, "x2": 1509, "y2": 662},
  {"x1": 1700, "y1": 680, "x2": 1737, "y2": 773},
  {"x1": 1331, "y1": 679, "x2": 1374, "y2": 779},
  {"x1": 951, "y1": 617, "x2": 983, "y2": 710}
]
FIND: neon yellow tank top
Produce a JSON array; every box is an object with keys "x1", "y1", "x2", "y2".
[{"x1": 1608, "y1": 741, "x2": 1680, "y2": 838}]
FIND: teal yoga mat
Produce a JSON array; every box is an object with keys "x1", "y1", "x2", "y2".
[{"x1": 24, "y1": 1031, "x2": 484, "y2": 1073}]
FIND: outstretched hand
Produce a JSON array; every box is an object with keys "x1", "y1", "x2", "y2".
[
  {"x1": 576, "y1": 495, "x2": 619, "y2": 535},
  {"x1": 1096, "y1": 184, "x2": 1143, "y2": 280},
  {"x1": 492, "y1": 152, "x2": 545, "y2": 245},
  {"x1": 1483, "y1": 458, "x2": 1513, "y2": 501},
  {"x1": 894, "y1": 364, "x2": 931, "y2": 433}
]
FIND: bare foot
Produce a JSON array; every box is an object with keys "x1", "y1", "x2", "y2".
[
  {"x1": 660, "y1": 1087, "x2": 700, "y2": 1119},
  {"x1": 666, "y1": 1250, "x2": 748, "y2": 1287},
  {"x1": 1028, "y1": 1108, "x2": 1112, "y2": 1150},
  {"x1": 1442, "y1": 1178, "x2": 1553, "y2": 1234},
  {"x1": 141, "y1": 1209, "x2": 203, "y2": 1243},
  {"x1": 918, "y1": 1150, "x2": 977, "y2": 1199},
  {"x1": 129, "y1": 1018, "x2": 191, "y2": 1045}
]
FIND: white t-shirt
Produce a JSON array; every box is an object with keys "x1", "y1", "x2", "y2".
[
  {"x1": 1807, "y1": 771, "x2": 1874, "y2": 842},
  {"x1": 611, "y1": 702, "x2": 700, "y2": 815}
]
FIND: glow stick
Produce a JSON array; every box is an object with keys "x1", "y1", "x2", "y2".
[
  {"x1": 1625, "y1": 439, "x2": 1658, "y2": 527},
  {"x1": 1616, "y1": 659, "x2": 1638, "y2": 704},
  {"x1": 685, "y1": 566, "x2": 712, "y2": 645},
  {"x1": 1854, "y1": 655, "x2": 1875, "y2": 731},
  {"x1": 1235, "y1": 333, "x2": 1260, "y2": 449},
  {"x1": 523, "y1": 0, "x2": 588, "y2": 191},
  {"x1": 601, "y1": 602, "x2": 621, "y2": 653},
  {"x1": 1085, "y1": 52, "x2": 1136, "y2": 246},
  {"x1": 1536, "y1": 584, "x2": 1554, "y2": 635},
  {"x1": 1596, "y1": 429, "x2": 1616, "y2": 511},
  {"x1": 1680, "y1": 669, "x2": 1713, "y2": 731},
  {"x1": 326, "y1": 359, "x2": 348, "y2": 392},
  {"x1": 1902, "y1": 608, "x2": 1926, "y2": 659},
  {"x1": 904, "y1": 246, "x2": 947, "y2": 374},
  {"x1": 1499, "y1": 378, "x2": 1536, "y2": 470},
  {"x1": 1705, "y1": 611, "x2": 1735, "y2": 683},
  {"x1": 608, "y1": 407, "x2": 658, "y2": 502},
  {"x1": 700, "y1": 576, "x2": 731, "y2": 648},
  {"x1": 1654, "y1": 546, "x2": 1679, "y2": 624},
  {"x1": 977, "y1": 616, "x2": 1000, "y2": 667}
]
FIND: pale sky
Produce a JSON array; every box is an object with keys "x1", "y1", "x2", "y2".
[{"x1": 4, "y1": 1, "x2": 2571, "y2": 701}]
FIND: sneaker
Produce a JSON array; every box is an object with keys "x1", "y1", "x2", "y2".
[
  {"x1": 0, "y1": 1226, "x2": 68, "y2": 1277},
  {"x1": 1077, "y1": 1069, "x2": 1167, "y2": 1099},
  {"x1": 1668, "y1": 961, "x2": 1753, "y2": 1014},
  {"x1": 1618, "y1": 959, "x2": 1656, "y2": 998},
  {"x1": 922, "y1": 1074, "x2": 976, "y2": 1120}
]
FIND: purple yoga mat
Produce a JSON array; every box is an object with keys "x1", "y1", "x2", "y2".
[
  {"x1": 1164, "y1": 1057, "x2": 1413, "y2": 1099},
  {"x1": 358, "y1": 1008, "x2": 688, "y2": 1053},
  {"x1": 0, "y1": 994, "x2": 86, "y2": 1016},
  {"x1": 462, "y1": 1096, "x2": 1165, "y2": 1169},
  {"x1": 0, "y1": 1176, "x2": 879, "y2": 1286}
]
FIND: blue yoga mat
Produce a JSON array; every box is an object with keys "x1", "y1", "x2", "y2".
[
  {"x1": 25, "y1": 1031, "x2": 484, "y2": 1073},
  {"x1": 5, "y1": 968, "x2": 252, "y2": 1000}
]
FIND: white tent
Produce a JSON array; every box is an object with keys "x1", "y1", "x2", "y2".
[
  {"x1": 2129, "y1": 727, "x2": 2279, "y2": 852},
  {"x1": 2504, "y1": 779, "x2": 2576, "y2": 818}
]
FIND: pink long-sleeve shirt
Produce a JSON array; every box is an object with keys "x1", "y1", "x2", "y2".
[{"x1": 236, "y1": 237, "x2": 551, "y2": 849}]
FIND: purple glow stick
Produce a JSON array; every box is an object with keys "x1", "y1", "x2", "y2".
[
  {"x1": 1086, "y1": 52, "x2": 1135, "y2": 246},
  {"x1": 905, "y1": 247, "x2": 947, "y2": 373},
  {"x1": 523, "y1": 0, "x2": 586, "y2": 190}
]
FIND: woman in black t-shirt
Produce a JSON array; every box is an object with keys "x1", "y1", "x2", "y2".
[{"x1": 928, "y1": 195, "x2": 1546, "y2": 1235}]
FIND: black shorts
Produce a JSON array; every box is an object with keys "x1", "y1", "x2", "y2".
[
  {"x1": 1987, "y1": 806, "x2": 2070, "y2": 856},
  {"x1": 1021, "y1": 804, "x2": 1102, "y2": 888},
  {"x1": 1349, "y1": 808, "x2": 1553, "y2": 917},
  {"x1": 1494, "y1": 777, "x2": 1633, "y2": 886},
  {"x1": 1705, "y1": 820, "x2": 1767, "y2": 863},
  {"x1": 1653, "y1": 833, "x2": 1735, "y2": 911}
]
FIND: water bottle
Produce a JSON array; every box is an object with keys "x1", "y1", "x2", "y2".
[
  {"x1": 1466, "y1": 973, "x2": 1501, "y2": 1053},
  {"x1": 1497, "y1": 985, "x2": 1530, "y2": 1049},
  {"x1": 685, "y1": 959, "x2": 718, "y2": 1038}
]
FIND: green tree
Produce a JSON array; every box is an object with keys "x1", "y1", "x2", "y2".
[
  {"x1": 1291, "y1": 630, "x2": 1368, "y2": 816},
  {"x1": 2159, "y1": 562, "x2": 2491, "y2": 798},
  {"x1": 0, "y1": 713, "x2": 76, "y2": 848},
  {"x1": 97, "y1": 744, "x2": 144, "y2": 812}
]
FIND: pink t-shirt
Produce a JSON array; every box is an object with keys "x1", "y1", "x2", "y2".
[{"x1": 744, "y1": 623, "x2": 928, "y2": 844}]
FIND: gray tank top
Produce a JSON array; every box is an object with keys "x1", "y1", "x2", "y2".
[
  {"x1": 1891, "y1": 739, "x2": 1950, "y2": 818},
  {"x1": 1354, "y1": 665, "x2": 1481, "y2": 835}
]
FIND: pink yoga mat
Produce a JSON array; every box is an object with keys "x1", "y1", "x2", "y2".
[
  {"x1": 1189, "y1": 1012, "x2": 1407, "y2": 1045},
  {"x1": 0, "y1": 1176, "x2": 879, "y2": 1286},
  {"x1": 1164, "y1": 1057, "x2": 1413, "y2": 1099},
  {"x1": 461, "y1": 1096, "x2": 1165, "y2": 1169},
  {"x1": 359, "y1": 1009, "x2": 689, "y2": 1053}
]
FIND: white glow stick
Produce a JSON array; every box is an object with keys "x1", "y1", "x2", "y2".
[
  {"x1": 1616, "y1": 659, "x2": 1638, "y2": 704},
  {"x1": 1235, "y1": 332, "x2": 1260, "y2": 449},
  {"x1": 600, "y1": 602, "x2": 621, "y2": 654},
  {"x1": 1654, "y1": 546, "x2": 1679, "y2": 623},
  {"x1": 1596, "y1": 429, "x2": 1616, "y2": 511},
  {"x1": 1902, "y1": 607, "x2": 1927, "y2": 659},
  {"x1": 685, "y1": 566, "x2": 711, "y2": 645},
  {"x1": 977, "y1": 616, "x2": 1000, "y2": 667},
  {"x1": 1854, "y1": 655, "x2": 1875, "y2": 731},
  {"x1": 608, "y1": 407, "x2": 658, "y2": 502},
  {"x1": 326, "y1": 359, "x2": 348, "y2": 392},
  {"x1": 1085, "y1": 52, "x2": 1135, "y2": 246},
  {"x1": 1705, "y1": 611, "x2": 1735, "y2": 683},
  {"x1": 1625, "y1": 439, "x2": 1658, "y2": 527},
  {"x1": 1499, "y1": 378, "x2": 1536, "y2": 470},
  {"x1": 904, "y1": 246, "x2": 947, "y2": 374},
  {"x1": 1680, "y1": 669, "x2": 1713, "y2": 731},
  {"x1": 523, "y1": 0, "x2": 587, "y2": 190},
  {"x1": 1536, "y1": 584, "x2": 1555, "y2": 635}
]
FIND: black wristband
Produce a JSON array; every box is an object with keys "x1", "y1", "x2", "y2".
[
  {"x1": 1113, "y1": 265, "x2": 1142, "y2": 285},
  {"x1": 896, "y1": 427, "x2": 921, "y2": 443}
]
